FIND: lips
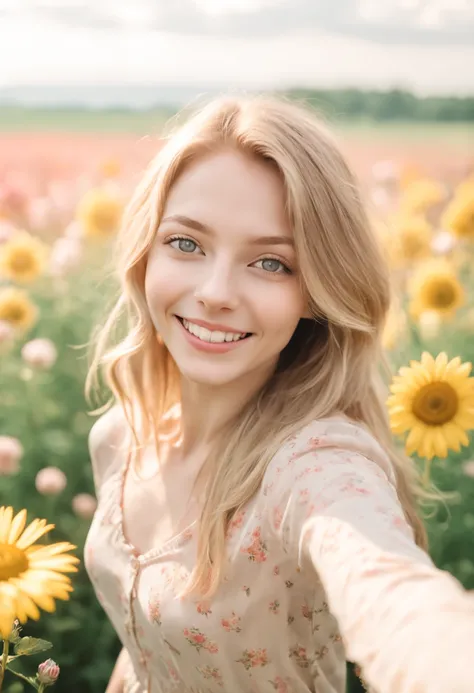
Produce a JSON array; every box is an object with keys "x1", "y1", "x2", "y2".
[{"x1": 175, "y1": 316, "x2": 252, "y2": 338}]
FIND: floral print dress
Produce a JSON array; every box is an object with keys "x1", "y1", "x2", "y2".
[{"x1": 84, "y1": 415, "x2": 474, "y2": 693}]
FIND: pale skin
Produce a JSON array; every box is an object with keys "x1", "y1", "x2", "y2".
[{"x1": 90, "y1": 148, "x2": 311, "y2": 690}]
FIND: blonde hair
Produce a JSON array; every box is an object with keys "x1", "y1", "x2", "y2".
[{"x1": 87, "y1": 94, "x2": 427, "y2": 597}]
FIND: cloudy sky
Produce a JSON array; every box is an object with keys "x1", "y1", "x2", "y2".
[{"x1": 1, "y1": 0, "x2": 473, "y2": 94}]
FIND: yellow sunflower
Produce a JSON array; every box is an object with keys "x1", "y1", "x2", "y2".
[
  {"x1": 387, "y1": 352, "x2": 474, "y2": 463},
  {"x1": 407, "y1": 258, "x2": 464, "y2": 320},
  {"x1": 389, "y1": 215, "x2": 432, "y2": 267},
  {"x1": 0, "y1": 287, "x2": 38, "y2": 331},
  {"x1": 0, "y1": 231, "x2": 48, "y2": 284},
  {"x1": 399, "y1": 178, "x2": 447, "y2": 215},
  {"x1": 0, "y1": 506, "x2": 79, "y2": 639},
  {"x1": 441, "y1": 193, "x2": 474, "y2": 241},
  {"x1": 76, "y1": 188, "x2": 123, "y2": 239}
]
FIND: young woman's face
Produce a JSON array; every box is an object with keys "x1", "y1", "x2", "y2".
[{"x1": 145, "y1": 148, "x2": 309, "y2": 388}]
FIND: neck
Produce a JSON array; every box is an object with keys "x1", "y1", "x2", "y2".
[{"x1": 177, "y1": 366, "x2": 274, "y2": 457}]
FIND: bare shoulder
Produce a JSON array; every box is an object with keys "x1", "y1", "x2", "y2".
[{"x1": 88, "y1": 405, "x2": 129, "y2": 493}]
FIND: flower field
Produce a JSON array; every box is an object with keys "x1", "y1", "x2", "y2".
[{"x1": 0, "y1": 122, "x2": 474, "y2": 692}]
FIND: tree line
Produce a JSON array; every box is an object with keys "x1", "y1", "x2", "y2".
[{"x1": 282, "y1": 88, "x2": 474, "y2": 122}]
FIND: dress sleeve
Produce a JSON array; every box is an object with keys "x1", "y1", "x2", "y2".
[{"x1": 267, "y1": 416, "x2": 474, "y2": 693}]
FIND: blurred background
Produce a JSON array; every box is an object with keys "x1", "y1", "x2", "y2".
[{"x1": 0, "y1": 1, "x2": 473, "y2": 692}]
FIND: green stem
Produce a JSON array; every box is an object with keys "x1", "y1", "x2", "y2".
[
  {"x1": 5, "y1": 666, "x2": 38, "y2": 689},
  {"x1": 0, "y1": 639, "x2": 10, "y2": 692},
  {"x1": 38, "y1": 684, "x2": 45, "y2": 693}
]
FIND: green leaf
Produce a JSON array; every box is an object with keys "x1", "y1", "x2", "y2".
[{"x1": 14, "y1": 638, "x2": 53, "y2": 657}]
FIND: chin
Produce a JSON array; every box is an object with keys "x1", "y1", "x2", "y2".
[{"x1": 180, "y1": 367, "x2": 245, "y2": 388}]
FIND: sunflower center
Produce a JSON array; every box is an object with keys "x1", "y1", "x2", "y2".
[
  {"x1": 412, "y1": 381, "x2": 458, "y2": 425},
  {"x1": 403, "y1": 234, "x2": 425, "y2": 256},
  {"x1": 0, "y1": 303, "x2": 26, "y2": 323},
  {"x1": 9, "y1": 250, "x2": 36, "y2": 272},
  {"x1": 428, "y1": 281, "x2": 457, "y2": 309},
  {"x1": 0, "y1": 544, "x2": 29, "y2": 580}
]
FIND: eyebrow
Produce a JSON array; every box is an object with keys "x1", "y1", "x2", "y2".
[{"x1": 160, "y1": 214, "x2": 294, "y2": 247}]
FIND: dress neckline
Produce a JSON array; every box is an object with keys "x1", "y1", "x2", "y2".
[{"x1": 117, "y1": 444, "x2": 196, "y2": 562}]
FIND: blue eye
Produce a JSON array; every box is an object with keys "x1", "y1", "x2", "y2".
[
  {"x1": 168, "y1": 237, "x2": 198, "y2": 253},
  {"x1": 254, "y1": 258, "x2": 292, "y2": 274}
]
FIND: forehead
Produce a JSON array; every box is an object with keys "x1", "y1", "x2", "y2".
[{"x1": 163, "y1": 149, "x2": 291, "y2": 237}]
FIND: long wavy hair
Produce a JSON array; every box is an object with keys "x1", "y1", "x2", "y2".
[{"x1": 87, "y1": 94, "x2": 428, "y2": 598}]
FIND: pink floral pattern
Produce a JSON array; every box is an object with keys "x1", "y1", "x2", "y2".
[
  {"x1": 236, "y1": 648, "x2": 270, "y2": 670},
  {"x1": 183, "y1": 627, "x2": 219, "y2": 654},
  {"x1": 240, "y1": 526, "x2": 268, "y2": 562},
  {"x1": 84, "y1": 414, "x2": 474, "y2": 693},
  {"x1": 269, "y1": 599, "x2": 280, "y2": 615},
  {"x1": 221, "y1": 612, "x2": 242, "y2": 632},
  {"x1": 196, "y1": 665, "x2": 224, "y2": 686},
  {"x1": 147, "y1": 590, "x2": 161, "y2": 625}
]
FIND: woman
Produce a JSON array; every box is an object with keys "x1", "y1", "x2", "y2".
[{"x1": 85, "y1": 95, "x2": 474, "y2": 693}]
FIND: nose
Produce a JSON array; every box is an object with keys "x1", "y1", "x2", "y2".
[{"x1": 193, "y1": 259, "x2": 239, "y2": 311}]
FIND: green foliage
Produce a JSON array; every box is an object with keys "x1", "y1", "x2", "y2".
[
  {"x1": 284, "y1": 87, "x2": 474, "y2": 122},
  {"x1": 0, "y1": 88, "x2": 472, "y2": 137},
  {"x1": 0, "y1": 252, "x2": 120, "y2": 693}
]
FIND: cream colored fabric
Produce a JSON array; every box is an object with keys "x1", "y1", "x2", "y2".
[{"x1": 85, "y1": 415, "x2": 474, "y2": 693}]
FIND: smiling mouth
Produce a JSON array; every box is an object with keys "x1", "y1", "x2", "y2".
[{"x1": 175, "y1": 316, "x2": 252, "y2": 343}]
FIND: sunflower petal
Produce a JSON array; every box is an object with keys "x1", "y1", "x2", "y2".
[
  {"x1": 16, "y1": 520, "x2": 54, "y2": 549},
  {"x1": 26, "y1": 542, "x2": 77, "y2": 559},
  {"x1": 8, "y1": 508, "x2": 27, "y2": 544},
  {"x1": 0, "y1": 506, "x2": 13, "y2": 542}
]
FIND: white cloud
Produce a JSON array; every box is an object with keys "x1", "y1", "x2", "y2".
[
  {"x1": 0, "y1": 1, "x2": 472, "y2": 94},
  {"x1": 0, "y1": 16, "x2": 473, "y2": 95},
  {"x1": 0, "y1": 0, "x2": 473, "y2": 43}
]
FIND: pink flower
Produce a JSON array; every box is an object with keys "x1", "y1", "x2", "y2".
[
  {"x1": 35, "y1": 466, "x2": 67, "y2": 495},
  {"x1": 37, "y1": 658, "x2": 60, "y2": 685},
  {"x1": 0, "y1": 182, "x2": 28, "y2": 219},
  {"x1": 72, "y1": 493, "x2": 97, "y2": 519},
  {"x1": 0, "y1": 320, "x2": 15, "y2": 345},
  {"x1": 0, "y1": 436, "x2": 23, "y2": 475},
  {"x1": 21, "y1": 338, "x2": 58, "y2": 369}
]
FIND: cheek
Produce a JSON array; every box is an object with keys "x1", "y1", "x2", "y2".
[
  {"x1": 144, "y1": 253, "x2": 183, "y2": 312},
  {"x1": 252, "y1": 281, "x2": 305, "y2": 334}
]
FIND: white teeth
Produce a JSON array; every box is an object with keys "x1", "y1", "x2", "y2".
[{"x1": 181, "y1": 318, "x2": 247, "y2": 344}]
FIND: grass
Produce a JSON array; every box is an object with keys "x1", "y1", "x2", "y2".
[{"x1": 0, "y1": 106, "x2": 472, "y2": 146}]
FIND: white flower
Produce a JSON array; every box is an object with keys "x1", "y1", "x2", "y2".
[
  {"x1": 49, "y1": 237, "x2": 83, "y2": 276},
  {"x1": 35, "y1": 466, "x2": 67, "y2": 495},
  {"x1": 72, "y1": 493, "x2": 97, "y2": 520},
  {"x1": 21, "y1": 338, "x2": 58, "y2": 369},
  {"x1": 431, "y1": 229, "x2": 456, "y2": 256}
]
